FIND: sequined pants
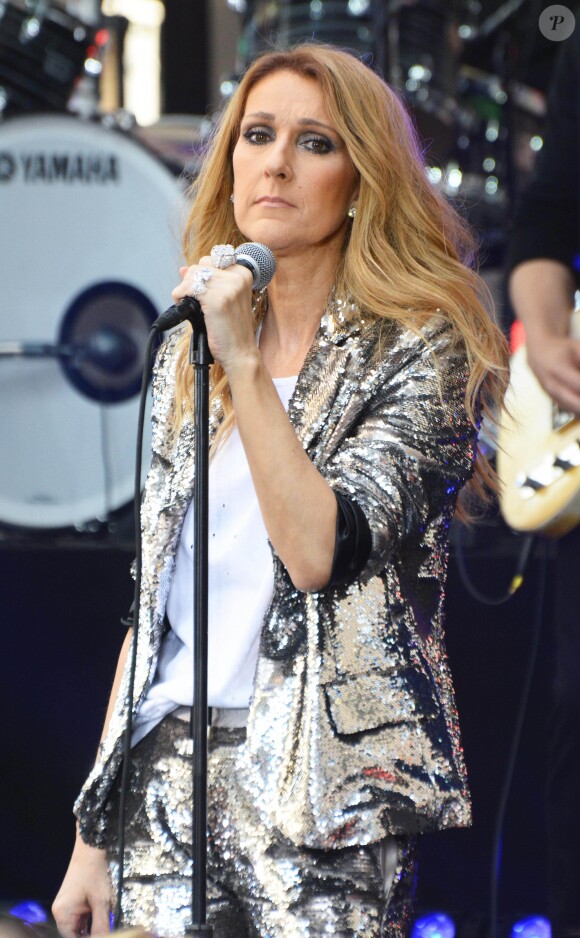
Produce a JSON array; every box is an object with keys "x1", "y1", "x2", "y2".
[{"x1": 106, "y1": 713, "x2": 417, "y2": 938}]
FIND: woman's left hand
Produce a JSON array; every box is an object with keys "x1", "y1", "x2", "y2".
[{"x1": 172, "y1": 255, "x2": 257, "y2": 374}]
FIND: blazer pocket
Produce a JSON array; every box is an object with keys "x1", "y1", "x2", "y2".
[{"x1": 324, "y1": 666, "x2": 439, "y2": 736}]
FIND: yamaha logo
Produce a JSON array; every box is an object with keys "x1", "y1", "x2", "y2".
[
  {"x1": 0, "y1": 153, "x2": 16, "y2": 181},
  {"x1": 0, "y1": 151, "x2": 120, "y2": 183}
]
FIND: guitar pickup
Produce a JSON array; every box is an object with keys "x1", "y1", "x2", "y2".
[
  {"x1": 516, "y1": 455, "x2": 564, "y2": 497},
  {"x1": 515, "y1": 442, "x2": 580, "y2": 499},
  {"x1": 554, "y1": 440, "x2": 580, "y2": 469},
  {"x1": 554, "y1": 456, "x2": 577, "y2": 470},
  {"x1": 516, "y1": 475, "x2": 546, "y2": 497}
]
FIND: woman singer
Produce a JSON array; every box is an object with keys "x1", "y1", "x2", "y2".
[{"x1": 53, "y1": 43, "x2": 508, "y2": 938}]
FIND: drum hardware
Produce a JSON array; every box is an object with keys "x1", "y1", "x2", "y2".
[
  {"x1": 449, "y1": 65, "x2": 508, "y2": 183},
  {"x1": 0, "y1": 334, "x2": 127, "y2": 363},
  {"x1": 67, "y1": 0, "x2": 101, "y2": 27},
  {"x1": 0, "y1": 301, "x2": 153, "y2": 541},
  {"x1": 387, "y1": 0, "x2": 463, "y2": 166},
  {"x1": 97, "y1": 12, "x2": 128, "y2": 111},
  {"x1": 238, "y1": 1, "x2": 375, "y2": 64},
  {"x1": 0, "y1": 0, "x2": 100, "y2": 117},
  {"x1": 0, "y1": 340, "x2": 77, "y2": 359},
  {"x1": 506, "y1": 79, "x2": 546, "y2": 188},
  {"x1": 0, "y1": 311, "x2": 149, "y2": 398},
  {"x1": 438, "y1": 61, "x2": 546, "y2": 241},
  {"x1": 456, "y1": 0, "x2": 527, "y2": 43},
  {"x1": 57, "y1": 281, "x2": 158, "y2": 403},
  {"x1": 100, "y1": 107, "x2": 137, "y2": 133}
]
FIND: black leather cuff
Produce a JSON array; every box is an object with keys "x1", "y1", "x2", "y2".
[{"x1": 328, "y1": 491, "x2": 373, "y2": 587}]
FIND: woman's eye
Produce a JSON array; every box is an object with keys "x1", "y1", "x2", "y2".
[
  {"x1": 243, "y1": 128, "x2": 272, "y2": 145},
  {"x1": 301, "y1": 134, "x2": 334, "y2": 154}
]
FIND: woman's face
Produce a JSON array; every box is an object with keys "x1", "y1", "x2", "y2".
[{"x1": 231, "y1": 70, "x2": 359, "y2": 257}]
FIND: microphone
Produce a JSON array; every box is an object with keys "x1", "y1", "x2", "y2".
[{"x1": 152, "y1": 242, "x2": 276, "y2": 332}]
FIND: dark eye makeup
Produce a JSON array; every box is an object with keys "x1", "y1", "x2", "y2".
[{"x1": 241, "y1": 125, "x2": 337, "y2": 154}]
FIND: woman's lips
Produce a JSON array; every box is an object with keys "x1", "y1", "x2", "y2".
[{"x1": 255, "y1": 197, "x2": 293, "y2": 207}]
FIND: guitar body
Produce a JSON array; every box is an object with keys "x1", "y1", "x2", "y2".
[{"x1": 498, "y1": 320, "x2": 580, "y2": 538}]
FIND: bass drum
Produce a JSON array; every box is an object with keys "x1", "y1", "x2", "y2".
[{"x1": 0, "y1": 113, "x2": 188, "y2": 533}]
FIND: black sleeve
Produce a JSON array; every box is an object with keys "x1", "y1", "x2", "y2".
[
  {"x1": 327, "y1": 491, "x2": 373, "y2": 588},
  {"x1": 506, "y1": 28, "x2": 580, "y2": 279}
]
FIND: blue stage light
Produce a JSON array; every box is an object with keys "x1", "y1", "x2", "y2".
[
  {"x1": 9, "y1": 901, "x2": 48, "y2": 924},
  {"x1": 412, "y1": 912, "x2": 456, "y2": 938},
  {"x1": 511, "y1": 916, "x2": 551, "y2": 938}
]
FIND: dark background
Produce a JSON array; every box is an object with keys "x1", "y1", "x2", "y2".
[{"x1": 0, "y1": 517, "x2": 556, "y2": 932}]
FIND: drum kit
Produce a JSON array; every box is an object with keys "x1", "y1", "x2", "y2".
[
  {"x1": 0, "y1": 0, "x2": 207, "y2": 541},
  {"x1": 0, "y1": 0, "x2": 546, "y2": 543}
]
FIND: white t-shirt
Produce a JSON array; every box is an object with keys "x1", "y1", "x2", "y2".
[{"x1": 132, "y1": 374, "x2": 298, "y2": 745}]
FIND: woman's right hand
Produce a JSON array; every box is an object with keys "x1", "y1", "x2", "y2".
[{"x1": 52, "y1": 835, "x2": 112, "y2": 938}]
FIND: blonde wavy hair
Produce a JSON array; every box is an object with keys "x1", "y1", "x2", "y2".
[{"x1": 172, "y1": 43, "x2": 508, "y2": 508}]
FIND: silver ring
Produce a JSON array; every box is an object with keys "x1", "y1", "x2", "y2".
[
  {"x1": 210, "y1": 243, "x2": 236, "y2": 269},
  {"x1": 191, "y1": 277, "x2": 207, "y2": 296},
  {"x1": 191, "y1": 266, "x2": 212, "y2": 297}
]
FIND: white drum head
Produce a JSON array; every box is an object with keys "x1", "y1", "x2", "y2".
[{"x1": 0, "y1": 114, "x2": 188, "y2": 529}]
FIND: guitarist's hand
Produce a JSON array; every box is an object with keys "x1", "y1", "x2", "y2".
[
  {"x1": 510, "y1": 259, "x2": 580, "y2": 415},
  {"x1": 526, "y1": 332, "x2": 580, "y2": 417}
]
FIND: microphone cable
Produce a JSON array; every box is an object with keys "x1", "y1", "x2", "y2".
[
  {"x1": 114, "y1": 326, "x2": 159, "y2": 925},
  {"x1": 454, "y1": 522, "x2": 536, "y2": 605},
  {"x1": 488, "y1": 536, "x2": 548, "y2": 938},
  {"x1": 453, "y1": 520, "x2": 548, "y2": 938}
]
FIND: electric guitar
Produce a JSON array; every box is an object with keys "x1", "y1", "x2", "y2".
[{"x1": 497, "y1": 311, "x2": 580, "y2": 538}]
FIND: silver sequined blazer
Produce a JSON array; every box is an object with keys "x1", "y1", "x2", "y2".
[{"x1": 75, "y1": 303, "x2": 474, "y2": 850}]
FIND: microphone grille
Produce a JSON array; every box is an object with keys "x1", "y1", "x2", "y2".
[{"x1": 235, "y1": 242, "x2": 277, "y2": 291}]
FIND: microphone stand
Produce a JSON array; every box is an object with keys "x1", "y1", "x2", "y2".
[
  {"x1": 187, "y1": 302, "x2": 214, "y2": 937},
  {"x1": 148, "y1": 243, "x2": 274, "y2": 934}
]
